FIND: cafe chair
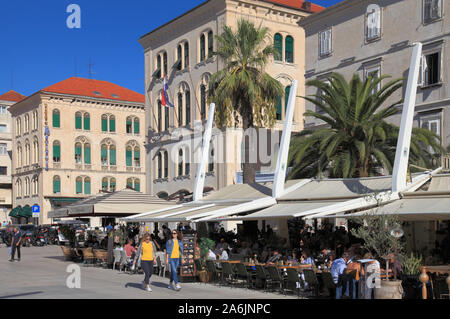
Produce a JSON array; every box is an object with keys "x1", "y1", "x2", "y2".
[
  {"x1": 221, "y1": 262, "x2": 237, "y2": 288},
  {"x1": 321, "y1": 271, "x2": 336, "y2": 298},
  {"x1": 235, "y1": 263, "x2": 254, "y2": 289},
  {"x1": 112, "y1": 249, "x2": 122, "y2": 271},
  {"x1": 205, "y1": 260, "x2": 221, "y2": 286},
  {"x1": 285, "y1": 268, "x2": 303, "y2": 298},
  {"x1": 266, "y1": 266, "x2": 286, "y2": 295},
  {"x1": 303, "y1": 269, "x2": 320, "y2": 298},
  {"x1": 255, "y1": 265, "x2": 271, "y2": 292}
]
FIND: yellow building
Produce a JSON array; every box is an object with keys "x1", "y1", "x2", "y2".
[
  {"x1": 139, "y1": 0, "x2": 324, "y2": 199},
  {"x1": 8, "y1": 77, "x2": 146, "y2": 226}
]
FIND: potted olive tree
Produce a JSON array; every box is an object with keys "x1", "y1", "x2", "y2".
[
  {"x1": 401, "y1": 253, "x2": 423, "y2": 299},
  {"x1": 351, "y1": 211, "x2": 405, "y2": 299}
]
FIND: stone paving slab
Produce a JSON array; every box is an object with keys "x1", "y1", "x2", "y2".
[{"x1": 0, "y1": 245, "x2": 305, "y2": 299}]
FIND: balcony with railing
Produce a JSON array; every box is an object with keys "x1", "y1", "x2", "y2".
[{"x1": 442, "y1": 154, "x2": 450, "y2": 172}]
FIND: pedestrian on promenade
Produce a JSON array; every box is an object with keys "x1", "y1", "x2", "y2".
[
  {"x1": 166, "y1": 230, "x2": 183, "y2": 291},
  {"x1": 134, "y1": 233, "x2": 156, "y2": 292},
  {"x1": 9, "y1": 227, "x2": 22, "y2": 262}
]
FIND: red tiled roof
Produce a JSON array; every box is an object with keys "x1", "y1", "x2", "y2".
[
  {"x1": 265, "y1": 0, "x2": 325, "y2": 13},
  {"x1": 0, "y1": 90, "x2": 26, "y2": 103},
  {"x1": 42, "y1": 77, "x2": 145, "y2": 104}
]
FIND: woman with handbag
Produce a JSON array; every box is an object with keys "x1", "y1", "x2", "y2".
[
  {"x1": 166, "y1": 230, "x2": 183, "y2": 291},
  {"x1": 134, "y1": 233, "x2": 156, "y2": 292}
]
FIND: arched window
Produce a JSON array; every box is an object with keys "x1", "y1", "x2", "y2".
[
  {"x1": 157, "y1": 100, "x2": 162, "y2": 132},
  {"x1": 110, "y1": 178, "x2": 116, "y2": 192},
  {"x1": 285, "y1": 36, "x2": 294, "y2": 63},
  {"x1": 53, "y1": 176, "x2": 61, "y2": 194},
  {"x1": 75, "y1": 142, "x2": 82, "y2": 164},
  {"x1": 134, "y1": 146, "x2": 140, "y2": 167},
  {"x1": 184, "y1": 147, "x2": 190, "y2": 176},
  {"x1": 32, "y1": 176, "x2": 38, "y2": 195},
  {"x1": 75, "y1": 112, "x2": 82, "y2": 130},
  {"x1": 134, "y1": 179, "x2": 140, "y2": 192},
  {"x1": 207, "y1": 30, "x2": 213, "y2": 58},
  {"x1": 126, "y1": 116, "x2": 133, "y2": 134},
  {"x1": 76, "y1": 177, "x2": 83, "y2": 194},
  {"x1": 163, "y1": 51, "x2": 168, "y2": 76},
  {"x1": 33, "y1": 139, "x2": 38, "y2": 164},
  {"x1": 200, "y1": 34, "x2": 206, "y2": 62},
  {"x1": 156, "y1": 55, "x2": 162, "y2": 78},
  {"x1": 157, "y1": 152, "x2": 162, "y2": 179},
  {"x1": 52, "y1": 141, "x2": 61, "y2": 163},
  {"x1": 84, "y1": 143, "x2": 91, "y2": 164},
  {"x1": 185, "y1": 90, "x2": 191, "y2": 125},
  {"x1": 25, "y1": 178, "x2": 30, "y2": 196},
  {"x1": 24, "y1": 114, "x2": 29, "y2": 133},
  {"x1": 178, "y1": 149, "x2": 184, "y2": 176},
  {"x1": 178, "y1": 93, "x2": 183, "y2": 126},
  {"x1": 17, "y1": 145, "x2": 22, "y2": 167},
  {"x1": 274, "y1": 33, "x2": 283, "y2": 61},
  {"x1": 102, "y1": 177, "x2": 108, "y2": 192},
  {"x1": 177, "y1": 45, "x2": 183, "y2": 71},
  {"x1": 134, "y1": 118, "x2": 140, "y2": 134},
  {"x1": 101, "y1": 114, "x2": 108, "y2": 132},
  {"x1": 164, "y1": 151, "x2": 169, "y2": 178},
  {"x1": 17, "y1": 179, "x2": 22, "y2": 198},
  {"x1": 184, "y1": 42, "x2": 189, "y2": 68},
  {"x1": 101, "y1": 144, "x2": 108, "y2": 166},
  {"x1": 285, "y1": 86, "x2": 291, "y2": 112},
  {"x1": 275, "y1": 96, "x2": 282, "y2": 120},
  {"x1": 84, "y1": 177, "x2": 91, "y2": 195},
  {"x1": 126, "y1": 146, "x2": 133, "y2": 167},
  {"x1": 126, "y1": 178, "x2": 133, "y2": 189},
  {"x1": 32, "y1": 111, "x2": 38, "y2": 130},
  {"x1": 200, "y1": 85, "x2": 207, "y2": 120},
  {"x1": 17, "y1": 117, "x2": 22, "y2": 136},
  {"x1": 208, "y1": 147, "x2": 215, "y2": 172},
  {"x1": 83, "y1": 113, "x2": 90, "y2": 131},
  {"x1": 110, "y1": 145, "x2": 116, "y2": 166},
  {"x1": 109, "y1": 115, "x2": 116, "y2": 132},
  {"x1": 164, "y1": 105, "x2": 169, "y2": 131},
  {"x1": 53, "y1": 109, "x2": 60, "y2": 128},
  {"x1": 25, "y1": 141, "x2": 30, "y2": 166}
]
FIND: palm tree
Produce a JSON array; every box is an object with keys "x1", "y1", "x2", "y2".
[
  {"x1": 288, "y1": 73, "x2": 442, "y2": 179},
  {"x1": 208, "y1": 19, "x2": 284, "y2": 183}
]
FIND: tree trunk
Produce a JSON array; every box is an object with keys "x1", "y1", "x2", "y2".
[{"x1": 242, "y1": 115, "x2": 256, "y2": 184}]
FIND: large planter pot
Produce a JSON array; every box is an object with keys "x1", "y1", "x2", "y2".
[
  {"x1": 374, "y1": 280, "x2": 403, "y2": 299},
  {"x1": 401, "y1": 275, "x2": 421, "y2": 299}
]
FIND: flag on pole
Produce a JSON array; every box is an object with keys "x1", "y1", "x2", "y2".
[{"x1": 161, "y1": 76, "x2": 174, "y2": 107}]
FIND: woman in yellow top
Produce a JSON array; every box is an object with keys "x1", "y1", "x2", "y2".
[
  {"x1": 134, "y1": 233, "x2": 156, "y2": 292},
  {"x1": 165, "y1": 230, "x2": 183, "y2": 291}
]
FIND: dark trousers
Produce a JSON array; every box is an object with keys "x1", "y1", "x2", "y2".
[
  {"x1": 11, "y1": 243, "x2": 21, "y2": 260},
  {"x1": 141, "y1": 260, "x2": 154, "y2": 285}
]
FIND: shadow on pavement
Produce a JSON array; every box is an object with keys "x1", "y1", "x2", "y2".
[
  {"x1": 0, "y1": 291, "x2": 43, "y2": 299},
  {"x1": 44, "y1": 256, "x2": 65, "y2": 261},
  {"x1": 125, "y1": 282, "x2": 142, "y2": 289}
]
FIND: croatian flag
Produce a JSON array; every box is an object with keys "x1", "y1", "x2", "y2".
[{"x1": 161, "y1": 76, "x2": 174, "y2": 107}]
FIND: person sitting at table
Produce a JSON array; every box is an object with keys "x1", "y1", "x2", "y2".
[
  {"x1": 300, "y1": 250, "x2": 314, "y2": 269},
  {"x1": 238, "y1": 241, "x2": 252, "y2": 259},
  {"x1": 260, "y1": 247, "x2": 271, "y2": 263},
  {"x1": 207, "y1": 248, "x2": 217, "y2": 261},
  {"x1": 266, "y1": 250, "x2": 282, "y2": 265},
  {"x1": 344, "y1": 255, "x2": 361, "y2": 299},
  {"x1": 124, "y1": 239, "x2": 136, "y2": 260},
  {"x1": 287, "y1": 250, "x2": 299, "y2": 265},
  {"x1": 215, "y1": 238, "x2": 229, "y2": 252},
  {"x1": 330, "y1": 251, "x2": 350, "y2": 299},
  {"x1": 219, "y1": 248, "x2": 229, "y2": 261}
]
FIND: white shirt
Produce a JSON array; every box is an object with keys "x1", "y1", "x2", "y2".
[
  {"x1": 207, "y1": 249, "x2": 216, "y2": 260},
  {"x1": 220, "y1": 250, "x2": 229, "y2": 261}
]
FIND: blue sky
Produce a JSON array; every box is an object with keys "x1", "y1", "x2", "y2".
[{"x1": 0, "y1": 0, "x2": 341, "y2": 97}]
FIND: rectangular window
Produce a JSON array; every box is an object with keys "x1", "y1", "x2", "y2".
[
  {"x1": 0, "y1": 166, "x2": 6, "y2": 175},
  {"x1": 53, "y1": 179, "x2": 61, "y2": 194},
  {"x1": 316, "y1": 79, "x2": 330, "y2": 114},
  {"x1": 0, "y1": 124, "x2": 7, "y2": 133},
  {"x1": 0, "y1": 106, "x2": 7, "y2": 114},
  {"x1": 421, "y1": 117, "x2": 441, "y2": 153},
  {"x1": 53, "y1": 144, "x2": 61, "y2": 162},
  {"x1": 420, "y1": 52, "x2": 441, "y2": 86},
  {"x1": 366, "y1": 9, "x2": 381, "y2": 41},
  {"x1": 424, "y1": 0, "x2": 442, "y2": 23},
  {"x1": 319, "y1": 29, "x2": 332, "y2": 57},
  {"x1": 365, "y1": 65, "x2": 381, "y2": 94},
  {"x1": 0, "y1": 143, "x2": 6, "y2": 155}
]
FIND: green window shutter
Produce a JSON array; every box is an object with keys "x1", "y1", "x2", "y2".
[
  {"x1": 285, "y1": 86, "x2": 291, "y2": 112},
  {"x1": 102, "y1": 180, "x2": 108, "y2": 189},
  {"x1": 101, "y1": 148, "x2": 108, "y2": 163},
  {"x1": 276, "y1": 96, "x2": 282, "y2": 121},
  {"x1": 53, "y1": 112, "x2": 60, "y2": 128},
  {"x1": 76, "y1": 180, "x2": 82, "y2": 194},
  {"x1": 75, "y1": 115, "x2": 82, "y2": 129},
  {"x1": 53, "y1": 179, "x2": 60, "y2": 193},
  {"x1": 84, "y1": 180, "x2": 91, "y2": 195},
  {"x1": 84, "y1": 116, "x2": 90, "y2": 130},
  {"x1": 126, "y1": 120, "x2": 132, "y2": 133},
  {"x1": 110, "y1": 180, "x2": 116, "y2": 190},
  {"x1": 127, "y1": 179, "x2": 133, "y2": 188},
  {"x1": 274, "y1": 34, "x2": 283, "y2": 61},
  {"x1": 110, "y1": 148, "x2": 116, "y2": 166},
  {"x1": 109, "y1": 118, "x2": 115, "y2": 132},
  {"x1": 75, "y1": 146, "x2": 82, "y2": 156},
  {"x1": 134, "y1": 120, "x2": 140, "y2": 134},
  {"x1": 134, "y1": 180, "x2": 140, "y2": 192},
  {"x1": 101, "y1": 118, "x2": 108, "y2": 132},
  {"x1": 200, "y1": 35, "x2": 206, "y2": 61},
  {"x1": 53, "y1": 144, "x2": 61, "y2": 159},
  {"x1": 84, "y1": 145, "x2": 91, "y2": 164},
  {"x1": 285, "y1": 36, "x2": 294, "y2": 63},
  {"x1": 126, "y1": 150, "x2": 132, "y2": 167}
]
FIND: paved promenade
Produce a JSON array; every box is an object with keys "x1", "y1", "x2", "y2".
[{"x1": 0, "y1": 245, "x2": 303, "y2": 299}]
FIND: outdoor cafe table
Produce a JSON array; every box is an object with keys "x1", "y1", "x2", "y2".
[{"x1": 419, "y1": 265, "x2": 450, "y2": 299}]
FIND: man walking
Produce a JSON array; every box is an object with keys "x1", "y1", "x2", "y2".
[{"x1": 10, "y1": 227, "x2": 22, "y2": 262}]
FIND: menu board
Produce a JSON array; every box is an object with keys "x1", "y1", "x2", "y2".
[{"x1": 181, "y1": 231, "x2": 195, "y2": 277}]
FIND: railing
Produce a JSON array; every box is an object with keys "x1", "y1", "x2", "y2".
[{"x1": 442, "y1": 154, "x2": 450, "y2": 171}]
